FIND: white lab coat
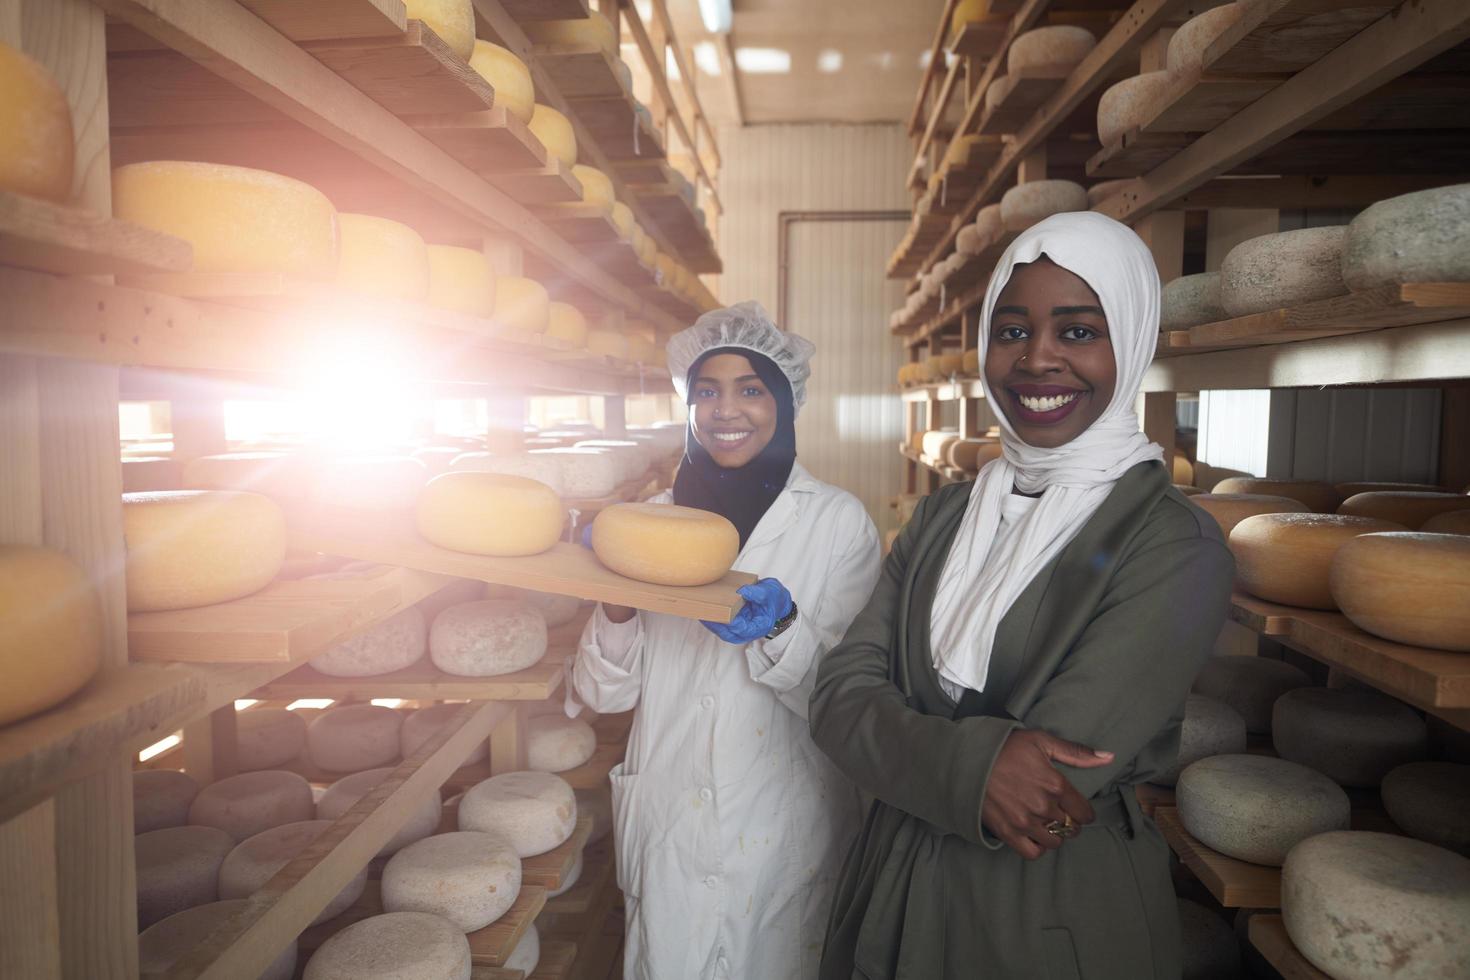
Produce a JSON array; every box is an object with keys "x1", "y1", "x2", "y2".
[{"x1": 570, "y1": 463, "x2": 881, "y2": 980}]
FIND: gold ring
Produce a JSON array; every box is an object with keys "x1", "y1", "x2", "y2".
[{"x1": 1044, "y1": 817, "x2": 1077, "y2": 839}]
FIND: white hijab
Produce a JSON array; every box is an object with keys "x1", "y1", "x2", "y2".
[{"x1": 929, "y1": 211, "x2": 1164, "y2": 695}]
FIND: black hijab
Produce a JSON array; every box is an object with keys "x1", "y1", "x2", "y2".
[{"x1": 672, "y1": 347, "x2": 797, "y2": 549}]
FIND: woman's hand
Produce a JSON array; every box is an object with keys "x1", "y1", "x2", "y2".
[{"x1": 981, "y1": 729, "x2": 1114, "y2": 859}]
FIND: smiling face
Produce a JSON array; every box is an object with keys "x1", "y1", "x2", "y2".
[
  {"x1": 984, "y1": 257, "x2": 1117, "y2": 449},
  {"x1": 689, "y1": 352, "x2": 780, "y2": 468}
]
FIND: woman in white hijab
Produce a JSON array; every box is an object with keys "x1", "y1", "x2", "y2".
[{"x1": 810, "y1": 212, "x2": 1234, "y2": 979}]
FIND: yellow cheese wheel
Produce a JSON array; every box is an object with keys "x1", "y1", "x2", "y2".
[
  {"x1": 624, "y1": 319, "x2": 657, "y2": 344},
  {"x1": 113, "y1": 162, "x2": 338, "y2": 279},
  {"x1": 636, "y1": 231, "x2": 659, "y2": 267},
  {"x1": 610, "y1": 202, "x2": 634, "y2": 241},
  {"x1": 948, "y1": 439, "x2": 1003, "y2": 473},
  {"x1": 1421, "y1": 510, "x2": 1470, "y2": 536},
  {"x1": 1172, "y1": 455, "x2": 1195, "y2": 487},
  {"x1": 1175, "y1": 484, "x2": 1205, "y2": 496},
  {"x1": 0, "y1": 546, "x2": 102, "y2": 726},
  {"x1": 526, "y1": 11, "x2": 617, "y2": 53},
  {"x1": 1335, "y1": 482, "x2": 1448, "y2": 498},
  {"x1": 122, "y1": 491, "x2": 286, "y2": 612},
  {"x1": 950, "y1": 0, "x2": 995, "y2": 38},
  {"x1": 1211, "y1": 478, "x2": 1342, "y2": 514},
  {"x1": 962, "y1": 349, "x2": 980, "y2": 375},
  {"x1": 469, "y1": 41, "x2": 534, "y2": 123},
  {"x1": 529, "y1": 105, "x2": 577, "y2": 169},
  {"x1": 426, "y1": 244, "x2": 495, "y2": 317},
  {"x1": 405, "y1": 0, "x2": 475, "y2": 61},
  {"x1": 417, "y1": 472, "x2": 565, "y2": 556},
  {"x1": 545, "y1": 302, "x2": 589, "y2": 348},
  {"x1": 922, "y1": 430, "x2": 960, "y2": 460},
  {"x1": 570, "y1": 165, "x2": 614, "y2": 213},
  {"x1": 654, "y1": 253, "x2": 677, "y2": 286},
  {"x1": 591, "y1": 503, "x2": 739, "y2": 586},
  {"x1": 908, "y1": 430, "x2": 926, "y2": 455},
  {"x1": 586, "y1": 329, "x2": 627, "y2": 359},
  {"x1": 493, "y1": 276, "x2": 550, "y2": 334},
  {"x1": 626, "y1": 336, "x2": 658, "y2": 365},
  {"x1": 937, "y1": 352, "x2": 965, "y2": 378},
  {"x1": 181, "y1": 452, "x2": 306, "y2": 501},
  {"x1": 1230, "y1": 513, "x2": 1408, "y2": 610},
  {"x1": 1190, "y1": 493, "x2": 1310, "y2": 540},
  {"x1": 1338, "y1": 491, "x2": 1470, "y2": 530},
  {"x1": 0, "y1": 41, "x2": 74, "y2": 202},
  {"x1": 336, "y1": 214, "x2": 429, "y2": 303},
  {"x1": 1330, "y1": 533, "x2": 1470, "y2": 651}
]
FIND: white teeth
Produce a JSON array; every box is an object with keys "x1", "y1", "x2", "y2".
[
  {"x1": 1017, "y1": 392, "x2": 1080, "y2": 412},
  {"x1": 712, "y1": 432, "x2": 750, "y2": 442}
]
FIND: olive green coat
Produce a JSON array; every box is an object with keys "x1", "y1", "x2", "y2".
[{"x1": 810, "y1": 461, "x2": 1233, "y2": 980}]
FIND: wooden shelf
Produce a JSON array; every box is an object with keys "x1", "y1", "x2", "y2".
[
  {"x1": 1134, "y1": 782, "x2": 1174, "y2": 818},
  {"x1": 0, "y1": 189, "x2": 192, "y2": 278},
  {"x1": 501, "y1": 0, "x2": 590, "y2": 21},
  {"x1": 949, "y1": 18, "x2": 1008, "y2": 60},
  {"x1": 404, "y1": 107, "x2": 553, "y2": 174},
  {"x1": 529, "y1": 940, "x2": 579, "y2": 980},
  {"x1": 235, "y1": 0, "x2": 408, "y2": 43},
  {"x1": 1227, "y1": 593, "x2": 1297, "y2": 638},
  {"x1": 536, "y1": 43, "x2": 626, "y2": 99},
  {"x1": 1155, "y1": 807, "x2": 1281, "y2": 909},
  {"x1": 1247, "y1": 915, "x2": 1332, "y2": 980},
  {"x1": 543, "y1": 841, "x2": 612, "y2": 918},
  {"x1": 535, "y1": 204, "x2": 627, "y2": 245},
  {"x1": 305, "y1": 19, "x2": 495, "y2": 115},
  {"x1": 252, "y1": 655, "x2": 567, "y2": 702},
  {"x1": 523, "y1": 815, "x2": 594, "y2": 891},
  {"x1": 978, "y1": 63, "x2": 1071, "y2": 135},
  {"x1": 442, "y1": 742, "x2": 622, "y2": 798},
  {"x1": 899, "y1": 378, "x2": 987, "y2": 402},
  {"x1": 625, "y1": 182, "x2": 721, "y2": 275}
]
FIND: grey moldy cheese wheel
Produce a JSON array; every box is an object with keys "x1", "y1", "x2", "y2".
[
  {"x1": 308, "y1": 704, "x2": 402, "y2": 772},
  {"x1": 1152, "y1": 694, "x2": 1247, "y2": 788},
  {"x1": 1229, "y1": 512, "x2": 1407, "y2": 610},
  {"x1": 133, "y1": 769, "x2": 200, "y2": 835},
  {"x1": 1422, "y1": 509, "x2": 1470, "y2": 535},
  {"x1": 458, "y1": 771, "x2": 576, "y2": 858},
  {"x1": 1381, "y1": 761, "x2": 1470, "y2": 855},
  {"x1": 576, "y1": 787, "x2": 613, "y2": 844},
  {"x1": 1340, "y1": 183, "x2": 1470, "y2": 290},
  {"x1": 1281, "y1": 831, "x2": 1470, "y2": 980},
  {"x1": 1220, "y1": 227, "x2": 1349, "y2": 317},
  {"x1": 974, "y1": 203, "x2": 1003, "y2": 242},
  {"x1": 309, "y1": 605, "x2": 425, "y2": 678},
  {"x1": 1097, "y1": 72, "x2": 1173, "y2": 145},
  {"x1": 1166, "y1": 2, "x2": 1251, "y2": 76},
  {"x1": 1190, "y1": 655, "x2": 1311, "y2": 735},
  {"x1": 134, "y1": 824, "x2": 233, "y2": 929},
  {"x1": 235, "y1": 707, "x2": 307, "y2": 771},
  {"x1": 302, "y1": 911, "x2": 471, "y2": 980},
  {"x1": 380, "y1": 831, "x2": 522, "y2": 932},
  {"x1": 429, "y1": 599, "x2": 547, "y2": 677},
  {"x1": 1177, "y1": 754, "x2": 1349, "y2": 866},
  {"x1": 317, "y1": 768, "x2": 440, "y2": 857},
  {"x1": 529, "y1": 448, "x2": 619, "y2": 499},
  {"x1": 1086, "y1": 179, "x2": 1132, "y2": 209},
  {"x1": 526, "y1": 715, "x2": 597, "y2": 773},
  {"x1": 1330, "y1": 532, "x2": 1470, "y2": 652},
  {"x1": 1160, "y1": 272, "x2": 1226, "y2": 331},
  {"x1": 1177, "y1": 898, "x2": 1241, "y2": 980},
  {"x1": 1007, "y1": 25, "x2": 1095, "y2": 73},
  {"x1": 188, "y1": 769, "x2": 314, "y2": 842},
  {"x1": 1272, "y1": 687, "x2": 1428, "y2": 787},
  {"x1": 1189, "y1": 493, "x2": 1309, "y2": 541},
  {"x1": 1210, "y1": 477, "x2": 1341, "y2": 514},
  {"x1": 401, "y1": 704, "x2": 488, "y2": 766},
  {"x1": 505, "y1": 923, "x2": 541, "y2": 974},
  {"x1": 999, "y1": 181, "x2": 1088, "y2": 232},
  {"x1": 140, "y1": 900, "x2": 296, "y2": 980},
  {"x1": 1337, "y1": 490, "x2": 1470, "y2": 529},
  {"x1": 219, "y1": 820, "x2": 367, "y2": 925}
]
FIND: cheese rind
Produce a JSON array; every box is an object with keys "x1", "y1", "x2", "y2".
[
  {"x1": 0, "y1": 545, "x2": 102, "y2": 726},
  {"x1": 141, "y1": 900, "x2": 297, "y2": 980},
  {"x1": 458, "y1": 771, "x2": 577, "y2": 858},
  {"x1": 134, "y1": 769, "x2": 200, "y2": 835},
  {"x1": 1230, "y1": 513, "x2": 1406, "y2": 609},
  {"x1": 527, "y1": 715, "x2": 597, "y2": 773},
  {"x1": 219, "y1": 820, "x2": 368, "y2": 925},
  {"x1": 1152, "y1": 694, "x2": 1247, "y2": 788},
  {"x1": 401, "y1": 704, "x2": 488, "y2": 765},
  {"x1": 571, "y1": 165, "x2": 614, "y2": 213},
  {"x1": 318, "y1": 768, "x2": 441, "y2": 857},
  {"x1": 382, "y1": 830, "x2": 522, "y2": 931},
  {"x1": 1160, "y1": 272, "x2": 1226, "y2": 331},
  {"x1": 999, "y1": 180, "x2": 1088, "y2": 232},
  {"x1": 0, "y1": 41, "x2": 75, "y2": 202},
  {"x1": 406, "y1": 0, "x2": 476, "y2": 60},
  {"x1": 546, "y1": 302, "x2": 590, "y2": 348},
  {"x1": 122, "y1": 491, "x2": 286, "y2": 612},
  {"x1": 1421, "y1": 509, "x2": 1470, "y2": 535},
  {"x1": 426, "y1": 244, "x2": 495, "y2": 318},
  {"x1": 1337, "y1": 491, "x2": 1470, "y2": 529},
  {"x1": 1008, "y1": 26, "x2": 1095, "y2": 73},
  {"x1": 525, "y1": 10, "x2": 617, "y2": 53},
  {"x1": 309, "y1": 605, "x2": 426, "y2": 678},
  {"x1": 469, "y1": 41, "x2": 534, "y2": 123},
  {"x1": 1272, "y1": 687, "x2": 1428, "y2": 787},
  {"x1": 1097, "y1": 72, "x2": 1173, "y2": 145},
  {"x1": 1190, "y1": 655, "x2": 1311, "y2": 735},
  {"x1": 1340, "y1": 183, "x2": 1470, "y2": 290},
  {"x1": 135, "y1": 824, "x2": 234, "y2": 928},
  {"x1": 494, "y1": 276, "x2": 551, "y2": 334},
  {"x1": 308, "y1": 705, "x2": 402, "y2": 773},
  {"x1": 235, "y1": 707, "x2": 307, "y2": 771},
  {"x1": 529, "y1": 104, "x2": 577, "y2": 169},
  {"x1": 586, "y1": 329, "x2": 628, "y2": 359},
  {"x1": 1220, "y1": 227, "x2": 1349, "y2": 317},
  {"x1": 591, "y1": 502, "x2": 740, "y2": 586},
  {"x1": 1330, "y1": 532, "x2": 1470, "y2": 651},
  {"x1": 1177, "y1": 754, "x2": 1350, "y2": 865},
  {"x1": 507, "y1": 923, "x2": 542, "y2": 972},
  {"x1": 335, "y1": 213, "x2": 430, "y2": 302},
  {"x1": 188, "y1": 769, "x2": 315, "y2": 842},
  {"x1": 430, "y1": 599, "x2": 548, "y2": 677},
  {"x1": 1189, "y1": 492, "x2": 1310, "y2": 541},
  {"x1": 303, "y1": 911, "x2": 471, "y2": 980},
  {"x1": 1380, "y1": 762, "x2": 1470, "y2": 855},
  {"x1": 417, "y1": 472, "x2": 565, "y2": 556},
  {"x1": 1166, "y1": 3, "x2": 1247, "y2": 75},
  {"x1": 1209, "y1": 477, "x2": 1341, "y2": 513}
]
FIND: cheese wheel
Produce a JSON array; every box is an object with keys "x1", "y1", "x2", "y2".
[
  {"x1": 1178, "y1": 898, "x2": 1242, "y2": 980},
  {"x1": 318, "y1": 768, "x2": 441, "y2": 857},
  {"x1": 956, "y1": 224, "x2": 983, "y2": 256},
  {"x1": 974, "y1": 203, "x2": 1003, "y2": 243},
  {"x1": 1166, "y1": 3, "x2": 1247, "y2": 75},
  {"x1": 134, "y1": 770, "x2": 200, "y2": 835},
  {"x1": 1230, "y1": 513, "x2": 1407, "y2": 609},
  {"x1": 962, "y1": 348, "x2": 980, "y2": 374},
  {"x1": 947, "y1": 439, "x2": 1002, "y2": 473},
  {"x1": 311, "y1": 456, "x2": 428, "y2": 512},
  {"x1": 575, "y1": 788, "x2": 612, "y2": 844},
  {"x1": 303, "y1": 911, "x2": 471, "y2": 980},
  {"x1": 493, "y1": 276, "x2": 551, "y2": 334},
  {"x1": 189, "y1": 770, "x2": 315, "y2": 842},
  {"x1": 1160, "y1": 272, "x2": 1226, "y2": 330},
  {"x1": 1170, "y1": 456, "x2": 1194, "y2": 487},
  {"x1": 527, "y1": 715, "x2": 596, "y2": 773},
  {"x1": 459, "y1": 771, "x2": 576, "y2": 858},
  {"x1": 113, "y1": 162, "x2": 337, "y2": 279},
  {"x1": 401, "y1": 704, "x2": 488, "y2": 766},
  {"x1": 1000, "y1": 180, "x2": 1088, "y2": 232},
  {"x1": 0, "y1": 41, "x2": 74, "y2": 201},
  {"x1": 1177, "y1": 754, "x2": 1349, "y2": 865},
  {"x1": 220, "y1": 821, "x2": 368, "y2": 924},
  {"x1": 308, "y1": 704, "x2": 402, "y2": 773},
  {"x1": 122, "y1": 491, "x2": 286, "y2": 612},
  {"x1": 591, "y1": 502, "x2": 740, "y2": 586},
  {"x1": 529, "y1": 104, "x2": 577, "y2": 169},
  {"x1": 1189, "y1": 492, "x2": 1310, "y2": 540},
  {"x1": 236, "y1": 707, "x2": 307, "y2": 771},
  {"x1": 141, "y1": 900, "x2": 297, "y2": 980},
  {"x1": 1190, "y1": 655, "x2": 1311, "y2": 734},
  {"x1": 1209, "y1": 477, "x2": 1340, "y2": 513},
  {"x1": 1273, "y1": 687, "x2": 1428, "y2": 787},
  {"x1": 405, "y1": 0, "x2": 474, "y2": 60},
  {"x1": 469, "y1": 41, "x2": 534, "y2": 123},
  {"x1": 1153, "y1": 694, "x2": 1247, "y2": 788},
  {"x1": 531, "y1": 447, "x2": 619, "y2": 498},
  {"x1": 587, "y1": 328, "x2": 628, "y2": 359},
  {"x1": 426, "y1": 244, "x2": 495, "y2": 317},
  {"x1": 383, "y1": 830, "x2": 523, "y2": 931},
  {"x1": 181, "y1": 452, "x2": 305, "y2": 500},
  {"x1": 334, "y1": 213, "x2": 429, "y2": 303},
  {"x1": 1330, "y1": 532, "x2": 1470, "y2": 651},
  {"x1": 0, "y1": 545, "x2": 102, "y2": 725},
  {"x1": 578, "y1": 439, "x2": 651, "y2": 478},
  {"x1": 503, "y1": 587, "x2": 583, "y2": 627},
  {"x1": 1341, "y1": 183, "x2": 1470, "y2": 290},
  {"x1": 571, "y1": 165, "x2": 614, "y2": 213},
  {"x1": 1086, "y1": 179, "x2": 1132, "y2": 209},
  {"x1": 121, "y1": 457, "x2": 180, "y2": 493},
  {"x1": 417, "y1": 472, "x2": 565, "y2": 556},
  {"x1": 1097, "y1": 72, "x2": 1173, "y2": 145},
  {"x1": 938, "y1": 352, "x2": 965, "y2": 377},
  {"x1": 309, "y1": 605, "x2": 426, "y2": 678},
  {"x1": 507, "y1": 923, "x2": 541, "y2": 972},
  {"x1": 950, "y1": 0, "x2": 994, "y2": 37},
  {"x1": 1008, "y1": 26, "x2": 1095, "y2": 73},
  {"x1": 1337, "y1": 491, "x2": 1470, "y2": 529},
  {"x1": 1221, "y1": 227, "x2": 1349, "y2": 317},
  {"x1": 135, "y1": 824, "x2": 233, "y2": 928},
  {"x1": 449, "y1": 451, "x2": 565, "y2": 496},
  {"x1": 1422, "y1": 509, "x2": 1470, "y2": 535},
  {"x1": 1335, "y1": 481, "x2": 1448, "y2": 497},
  {"x1": 611, "y1": 202, "x2": 635, "y2": 241},
  {"x1": 526, "y1": 10, "x2": 617, "y2": 53},
  {"x1": 1175, "y1": 484, "x2": 1204, "y2": 496},
  {"x1": 430, "y1": 599, "x2": 547, "y2": 677},
  {"x1": 922, "y1": 430, "x2": 961, "y2": 461},
  {"x1": 1282, "y1": 832, "x2": 1470, "y2": 980},
  {"x1": 545, "y1": 302, "x2": 590, "y2": 348},
  {"x1": 1381, "y1": 762, "x2": 1470, "y2": 855}
]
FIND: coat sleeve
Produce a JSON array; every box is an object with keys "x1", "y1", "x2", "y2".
[
  {"x1": 569, "y1": 604, "x2": 647, "y2": 713},
  {"x1": 809, "y1": 493, "x2": 1020, "y2": 846},
  {"x1": 744, "y1": 499, "x2": 882, "y2": 720}
]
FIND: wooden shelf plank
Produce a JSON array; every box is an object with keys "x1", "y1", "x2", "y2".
[
  {"x1": 535, "y1": 204, "x2": 624, "y2": 245},
  {"x1": 529, "y1": 940, "x2": 578, "y2": 980},
  {"x1": 237, "y1": 0, "x2": 407, "y2": 42},
  {"x1": 442, "y1": 742, "x2": 622, "y2": 798},
  {"x1": 501, "y1": 0, "x2": 589, "y2": 21},
  {"x1": 0, "y1": 189, "x2": 192, "y2": 277},
  {"x1": 1155, "y1": 806, "x2": 1282, "y2": 909},
  {"x1": 486, "y1": 158, "x2": 585, "y2": 205},
  {"x1": 1247, "y1": 915, "x2": 1332, "y2": 980},
  {"x1": 625, "y1": 183, "x2": 721, "y2": 274},
  {"x1": 252, "y1": 655, "x2": 566, "y2": 701},
  {"x1": 1207, "y1": 1, "x2": 1396, "y2": 76},
  {"x1": 1285, "y1": 611, "x2": 1470, "y2": 710},
  {"x1": 542, "y1": 841, "x2": 611, "y2": 918},
  {"x1": 408, "y1": 107, "x2": 551, "y2": 174},
  {"x1": 523, "y1": 815, "x2": 593, "y2": 890},
  {"x1": 304, "y1": 20, "x2": 494, "y2": 115},
  {"x1": 1134, "y1": 782, "x2": 1174, "y2": 818},
  {"x1": 978, "y1": 63, "x2": 1071, "y2": 135},
  {"x1": 566, "y1": 94, "x2": 663, "y2": 162},
  {"x1": 536, "y1": 44, "x2": 624, "y2": 99},
  {"x1": 1228, "y1": 593, "x2": 1297, "y2": 638},
  {"x1": 949, "y1": 18, "x2": 1008, "y2": 60}
]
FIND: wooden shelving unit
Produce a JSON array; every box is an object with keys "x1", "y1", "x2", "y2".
[{"x1": 1247, "y1": 915, "x2": 1333, "y2": 980}]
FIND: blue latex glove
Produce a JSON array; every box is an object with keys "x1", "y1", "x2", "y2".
[
  {"x1": 702, "y1": 578, "x2": 793, "y2": 644},
  {"x1": 579, "y1": 523, "x2": 595, "y2": 548}
]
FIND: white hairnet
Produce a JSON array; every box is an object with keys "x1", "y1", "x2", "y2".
[{"x1": 667, "y1": 301, "x2": 817, "y2": 413}]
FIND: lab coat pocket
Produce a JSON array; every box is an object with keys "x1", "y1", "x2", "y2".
[
  {"x1": 1041, "y1": 928, "x2": 1082, "y2": 980},
  {"x1": 609, "y1": 766, "x2": 644, "y2": 899}
]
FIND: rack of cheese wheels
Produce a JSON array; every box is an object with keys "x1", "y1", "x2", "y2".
[
  {"x1": 0, "y1": 0, "x2": 731, "y2": 977},
  {"x1": 888, "y1": 2, "x2": 1470, "y2": 979}
]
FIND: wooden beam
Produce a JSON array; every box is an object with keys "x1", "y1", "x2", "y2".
[
  {"x1": 649, "y1": 0, "x2": 719, "y2": 168},
  {"x1": 717, "y1": 31, "x2": 743, "y2": 127},
  {"x1": 908, "y1": 0, "x2": 963, "y2": 135}
]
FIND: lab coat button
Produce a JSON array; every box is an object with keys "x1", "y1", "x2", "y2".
[
  {"x1": 700, "y1": 695, "x2": 714, "y2": 709},
  {"x1": 699, "y1": 787, "x2": 714, "y2": 802},
  {"x1": 704, "y1": 875, "x2": 718, "y2": 889}
]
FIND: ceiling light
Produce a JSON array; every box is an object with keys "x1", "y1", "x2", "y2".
[
  {"x1": 693, "y1": 40, "x2": 722, "y2": 76},
  {"x1": 698, "y1": 0, "x2": 732, "y2": 35},
  {"x1": 874, "y1": 51, "x2": 895, "y2": 71},
  {"x1": 735, "y1": 47, "x2": 791, "y2": 74},
  {"x1": 817, "y1": 49, "x2": 843, "y2": 73},
  {"x1": 666, "y1": 47, "x2": 681, "y2": 81}
]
